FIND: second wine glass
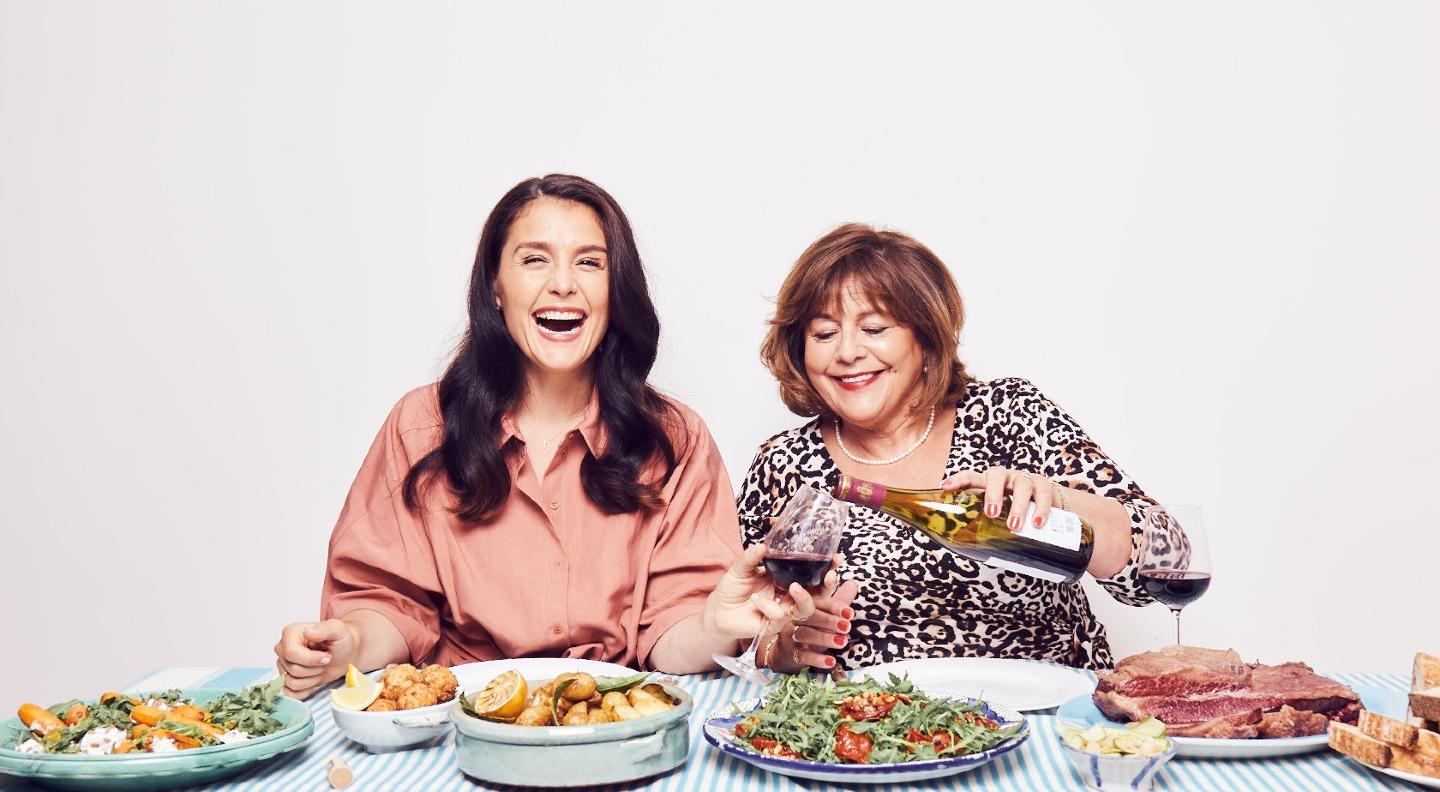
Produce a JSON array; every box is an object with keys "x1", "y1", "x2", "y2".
[
  {"x1": 712, "y1": 484, "x2": 847, "y2": 684},
  {"x1": 1137, "y1": 504, "x2": 1211, "y2": 645}
]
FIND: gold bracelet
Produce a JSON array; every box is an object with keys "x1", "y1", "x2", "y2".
[
  {"x1": 755, "y1": 633, "x2": 781, "y2": 669},
  {"x1": 1052, "y1": 482, "x2": 1071, "y2": 511}
]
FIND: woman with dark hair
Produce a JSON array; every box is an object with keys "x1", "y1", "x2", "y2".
[
  {"x1": 742, "y1": 223, "x2": 1158, "y2": 673},
  {"x1": 274, "y1": 175, "x2": 772, "y2": 697}
]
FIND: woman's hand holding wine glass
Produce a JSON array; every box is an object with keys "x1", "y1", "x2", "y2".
[{"x1": 713, "y1": 484, "x2": 852, "y2": 682}]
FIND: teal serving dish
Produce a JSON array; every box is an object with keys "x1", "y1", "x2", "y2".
[
  {"x1": 0, "y1": 688, "x2": 313, "y2": 791},
  {"x1": 452, "y1": 682, "x2": 691, "y2": 787}
]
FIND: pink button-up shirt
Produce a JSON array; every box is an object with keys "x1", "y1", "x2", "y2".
[{"x1": 320, "y1": 384, "x2": 742, "y2": 669}]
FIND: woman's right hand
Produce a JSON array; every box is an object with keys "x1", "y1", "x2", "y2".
[
  {"x1": 274, "y1": 619, "x2": 356, "y2": 699},
  {"x1": 753, "y1": 565, "x2": 859, "y2": 672}
]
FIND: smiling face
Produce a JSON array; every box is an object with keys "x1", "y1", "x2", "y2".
[
  {"x1": 803, "y1": 281, "x2": 926, "y2": 432},
  {"x1": 493, "y1": 197, "x2": 611, "y2": 380}
]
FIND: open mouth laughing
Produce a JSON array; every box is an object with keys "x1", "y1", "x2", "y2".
[{"x1": 532, "y1": 307, "x2": 588, "y2": 341}]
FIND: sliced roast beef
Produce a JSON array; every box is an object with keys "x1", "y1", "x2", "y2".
[
  {"x1": 1093, "y1": 647, "x2": 1361, "y2": 739},
  {"x1": 1094, "y1": 645, "x2": 1250, "y2": 698}
]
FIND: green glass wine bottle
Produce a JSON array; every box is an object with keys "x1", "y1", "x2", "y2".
[{"x1": 832, "y1": 474, "x2": 1094, "y2": 583}]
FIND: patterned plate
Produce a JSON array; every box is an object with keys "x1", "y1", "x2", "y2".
[{"x1": 702, "y1": 695, "x2": 1029, "y2": 784}]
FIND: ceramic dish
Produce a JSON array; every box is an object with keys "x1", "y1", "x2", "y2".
[
  {"x1": 329, "y1": 664, "x2": 483, "y2": 753},
  {"x1": 702, "y1": 696, "x2": 1029, "y2": 784},
  {"x1": 450, "y1": 658, "x2": 689, "y2": 788},
  {"x1": 852, "y1": 658, "x2": 1094, "y2": 712},
  {"x1": 1057, "y1": 682, "x2": 1402, "y2": 759},
  {"x1": 0, "y1": 689, "x2": 313, "y2": 792},
  {"x1": 1057, "y1": 738, "x2": 1177, "y2": 791}
]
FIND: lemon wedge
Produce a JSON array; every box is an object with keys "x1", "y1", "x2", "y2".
[
  {"x1": 331, "y1": 665, "x2": 381, "y2": 711},
  {"x1": 472, "y1": 670, "x2": 527, "y2": 722}
]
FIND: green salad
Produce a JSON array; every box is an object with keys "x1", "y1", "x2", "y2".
[{"x1": 729, "y1": 673, "x2": 1021, "y2": 764}]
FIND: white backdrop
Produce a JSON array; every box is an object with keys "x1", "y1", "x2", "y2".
[{"x1": 2, "y1": 2, "x2": 1437, "y2": 708}]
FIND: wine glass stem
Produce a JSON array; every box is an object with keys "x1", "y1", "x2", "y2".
[{"x1": 1172, "y1": 608, "x2": 1182, "y2": 645}]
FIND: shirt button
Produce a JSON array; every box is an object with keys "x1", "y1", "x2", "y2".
[
  {"x1": 551, "y1": 624, "x2": 563, "y2": 635},
  {"x1": 548, "y1": 502, "x2": 559, "y2": 510}
]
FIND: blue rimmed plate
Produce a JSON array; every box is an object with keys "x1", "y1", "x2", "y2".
[
  {"x1": 1057, "y1": 682, "x2": 1403, "y2": 759},
  {"x1": 0, "y1": 689, "x2": 313, "y2": 791},
  {"x1": 701, "y1": 696, "x2": 1029, "y2": 784}
]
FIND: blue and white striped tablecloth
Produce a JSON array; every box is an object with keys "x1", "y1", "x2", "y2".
[{"x1": 0, "y1": 667, "x2": 1420, "y2": 791}]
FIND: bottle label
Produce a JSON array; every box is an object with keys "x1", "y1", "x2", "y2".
[
  {"x1": 1013, "y1": 505, "x2": 1083, "y2": 551},
  {"x1": 835, "y1": 474, "x2": 888, "y2": 509}
]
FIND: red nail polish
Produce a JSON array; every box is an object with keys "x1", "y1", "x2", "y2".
[
  {"x1": 1007, "y1": 515, "x2": 1018, "y2": 530},
  {"x1": 837, "y1": 620, "x2": 850, "y2": 632},
  {"x1": 825, "y1": 657, "x2": 836, "y2": 667},
  {"x1": 986, "y1": 503, "x2": 999, "y2": 518},
  {"x1": 841, "y1": 608, "x2": 853, "y2": 620},
  {"x1": 1032, "y1": 516, "x2": 1042, "y2": 528},
  {"x1": 833, "y1": 635, "x2": 845, "y2": 646}
]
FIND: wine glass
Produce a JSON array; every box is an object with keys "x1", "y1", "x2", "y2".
[
  {"x1": 713, "y1": 484, "x2": 848, "y2": 684},
  {"x1": 1138, "y1": 505, "x2": 1211, "y2": 645}
]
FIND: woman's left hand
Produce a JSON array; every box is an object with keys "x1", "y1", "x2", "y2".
[{"x1": 942, "y1": 466, "x2": 1056, "y2": 532}]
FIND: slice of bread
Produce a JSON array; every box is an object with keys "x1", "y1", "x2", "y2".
[
  {"x1": 1331, "y1": 721, "x2": 1393, "y2": 767},
  {"x1": 1360, "y1": 709, "x2": 1418, "y2": 750},
  {"x1": 1390, "y1": 749, "x2": 1440, "y2": 778},
  {"x1": 1416, "y1": 653, "x2": 1440, "y2": 691},
  {"x1": 1412, "y1": 689, "x2": 1440, "y2": 723}
]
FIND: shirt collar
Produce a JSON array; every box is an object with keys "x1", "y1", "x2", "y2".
[{"x1": 500, "y1": 390, "x2": 603, "y2": 454}]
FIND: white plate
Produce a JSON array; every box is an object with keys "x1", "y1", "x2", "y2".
[
  {"x1": 852, "y1": 658, "x2": 1093, "y2": 712},
  {"x1": 1349, "y1": 761, "x2": 1440, "y2": 789},
  {"x1": 1057, "y1": 682, "x2": 1402, "y2": 759},
  {"x1": 703, "y1": 695, "x2": 1029, "y2": 784}
]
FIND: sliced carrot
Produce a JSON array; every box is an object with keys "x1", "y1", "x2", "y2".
[
  {"x1": 63, "y1": 703, "x2": 87, "y2": 725},
  {"x1": 18, "y1": 704, "x2": 64, "y2": 735},
  {"x1": 130, "y1": 705, "x2": 165, "y2": 726}
]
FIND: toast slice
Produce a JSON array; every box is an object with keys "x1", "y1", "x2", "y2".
[
  {"x1": 1331, "y1": 721, "x2": 1393, "y2": 767},
  {"x1": 1360, "y1": 709, "x2": 1418, "y2": 750},
  {"x1": 1391, "y1": 748, "x2": 1440, "y2": 777},
  {"x1": 1412, "y1": 689, "x2": 1440, "y2": 723},
  {"x1": 1416, "y1": 653, "x2": 1440, "y2": 691},
  {"x1": 1410, "y1": 653, "x2": 1440, "y2": 728}
]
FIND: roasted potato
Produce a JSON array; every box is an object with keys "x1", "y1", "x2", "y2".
[
  {"x1": 641, "y1": 684, "x2": 675, "y2": 705},
  {"x1": 515, "y1": 705, "x2": 552, "y2": 727},
  {"x1": 611, "y1": 704, "x2": 642, "y2": 721},
  {"x1": 601, "y1": 692, "x2": 629, "y2": 713},
  {"x1": 561, "y1": 702, "x2": 590, "y2": 726},
  {"x1": 586, "y1": 708, "x2": 614, "y2": 724},
  {"x1": 555, "y1": 673, "x2": 596, "y2": 701}
]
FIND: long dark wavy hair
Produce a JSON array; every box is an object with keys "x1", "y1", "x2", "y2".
[{"x1": 403, "y1": 174, "x2": 679, "y2": 522}]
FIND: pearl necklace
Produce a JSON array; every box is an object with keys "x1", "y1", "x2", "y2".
[{"x1": 834, "y1": 406, "x2": 937, "y2": 466}]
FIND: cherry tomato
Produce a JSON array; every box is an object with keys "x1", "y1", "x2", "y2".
[{"x1": 834, "y1": 724, "x2": 874, "y2": 764}]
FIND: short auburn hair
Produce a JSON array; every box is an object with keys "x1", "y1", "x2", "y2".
[{"x1": 761, "y1": 223, "x2": 973, "y2": 417}]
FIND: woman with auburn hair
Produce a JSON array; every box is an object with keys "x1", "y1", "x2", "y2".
[
  {"x1": 272, "y1": 175, "x2": 775, "y2": 697},
  {"x1": 741, "y1": 223, "x2": 1157, "y2": 672}
]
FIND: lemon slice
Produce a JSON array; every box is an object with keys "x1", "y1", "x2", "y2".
[
  {"x1": 471, "y1": 670, "x2": 527, "y2": 722},
  {"x1": 331, "y1": 665, "x2": 381, "y2": 711}
]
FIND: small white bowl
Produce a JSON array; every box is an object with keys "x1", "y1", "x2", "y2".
[
  {"x1": 329, "y1": 669, "x2": 458, "y2": 753},
  {"x1": 1058, "y1": 739, "x2": 1177, "y2": 792}
]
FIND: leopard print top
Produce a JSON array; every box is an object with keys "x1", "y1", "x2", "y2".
[{"x1": 737, "y1": 378, "x2": 1158, "y2": 671}]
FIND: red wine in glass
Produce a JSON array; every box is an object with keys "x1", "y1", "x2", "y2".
[
  {"x1": 1139, "y1": 570, "x2": 1212, "y2": 609},
  {"x1": 764, "y1": 551, "x2": 832, "y2": 589}
]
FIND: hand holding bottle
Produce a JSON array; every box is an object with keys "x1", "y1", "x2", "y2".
[{"x1": 941, "y1": 466, "x2": 1061, "y2": 532}]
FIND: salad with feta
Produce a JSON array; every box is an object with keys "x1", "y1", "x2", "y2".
[{"x1": 10, "y1": 678, "x2": 285, "y2": 756}]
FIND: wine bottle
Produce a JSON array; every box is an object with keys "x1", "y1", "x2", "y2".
[{"x1": 832, "y1": 474, "x2": 1095, "y2": 584}]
